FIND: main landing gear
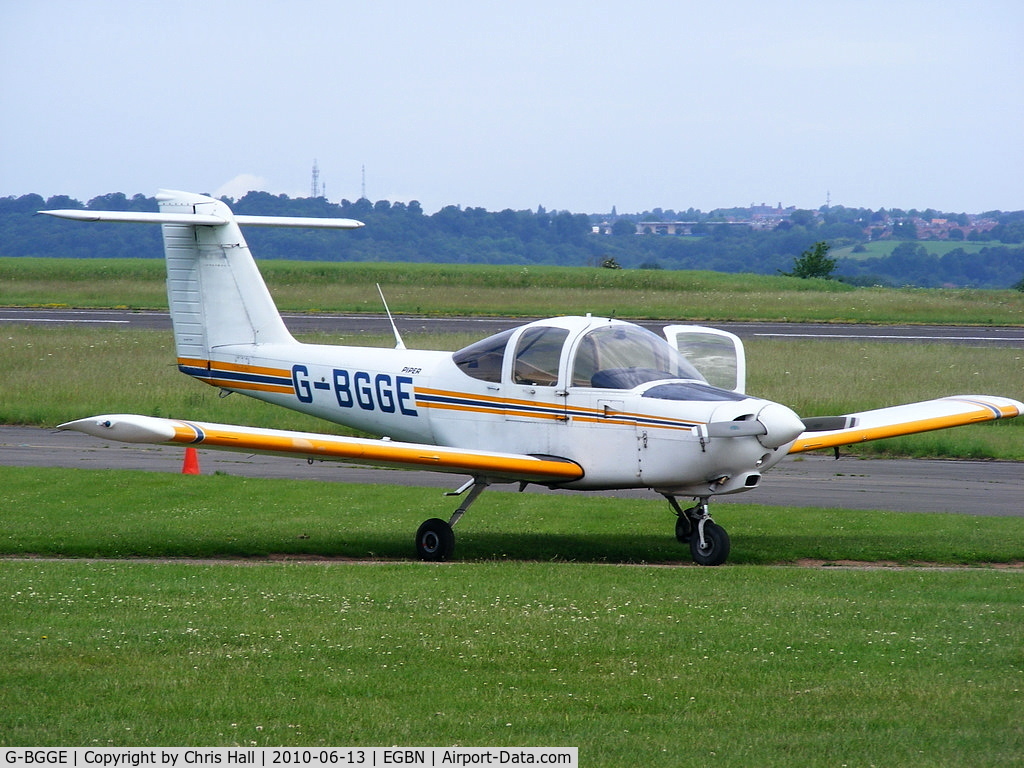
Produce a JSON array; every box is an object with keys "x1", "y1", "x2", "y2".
[
  {"x1": 415, "y1": 479, "x2": 489, "y2": 562},
  {"x1": 415, "y1": 481, "x2": 731, "y2": 566},
  {"x1": 666, "y1": 496, "x2": 731, "y2": 566}
]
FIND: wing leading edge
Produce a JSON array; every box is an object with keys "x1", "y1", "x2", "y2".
[
  {"x1": 789, "y1": 394, "x2": 1022, "y2": 454},
  {"x1": 58, "y1": 414, "x2": 584, "y2": 484}
]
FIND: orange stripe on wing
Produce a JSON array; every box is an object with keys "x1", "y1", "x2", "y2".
[
  {"x1": 789, "y1": 407, "x2": 1010, "y2": 454},
  {"x1": 167, "y1": 422, "x2": 584, "y2": 482}
]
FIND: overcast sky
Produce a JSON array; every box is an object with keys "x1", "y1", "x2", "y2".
[{"x1": 2, "y1": 1, "x2": 1021, "y2": 214}]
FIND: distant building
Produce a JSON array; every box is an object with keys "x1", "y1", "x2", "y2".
[
  {"x1": 592, "y1": 221, "x2": 752, "y2": 236},
  {"x1": 749, "y1": 202, "x2": 797, "y2": 230},
  {"x1": 592, "y1": 202, "x2": 1007, "y2": 240},
  {"x1": 635, "y1": 221, "x2": 702, "y2": 235}
]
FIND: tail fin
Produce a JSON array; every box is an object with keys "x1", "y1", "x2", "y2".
[
  {"x1": 158, "y1": 190, "x2": 292, "y2": 357},
  {"x1": 40, "y1": 190, "x2": 363, "y2": 360}
]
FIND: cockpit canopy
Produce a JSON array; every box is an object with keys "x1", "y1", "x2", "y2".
[
  {"x1": 453, "y1": 318, "x2": 706, "y2": 390},
  {"x1": 571, "y1": 324, "x2": 703, "y2": 388}
]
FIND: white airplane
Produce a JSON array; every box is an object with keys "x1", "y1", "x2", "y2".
[{"x1": 43, "y1": 191, "x2": 1023, "y2": 565}]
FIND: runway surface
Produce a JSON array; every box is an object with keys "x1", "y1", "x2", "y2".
[
  {"x1": 2, "y1": 426, "x2": 1021, "y2": 517},
  {"x1": 2, "y1": 307, "x2": 1023, "y2": 347}
]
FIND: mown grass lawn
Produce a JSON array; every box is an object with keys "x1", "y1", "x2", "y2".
[
  {"x1": 2, "y1": 467, "x2": 1023, "y2": 765},
  {"x1": 2, "y1": 556, "x2": 1022, "y2": 765},
  {"x1": 4, "y1": 256, "x2": 1024, "y2": 324}
]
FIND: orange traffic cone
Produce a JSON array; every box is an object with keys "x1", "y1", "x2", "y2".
[{"x1": 181, "y1": 447, "x2": 200, "y2": 475}]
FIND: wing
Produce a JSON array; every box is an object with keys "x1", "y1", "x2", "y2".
[
  {"x1": 789, "y1": 394, "x2": 1022, "y2": 454},
  {"x1": 58, "y1": 414, "x2": 584, "y2": 484}
]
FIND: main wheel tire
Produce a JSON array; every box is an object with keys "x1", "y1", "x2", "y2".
[
  {"x1": 689, "y1": 520, "x2": 731, "y2": 566},
  {"x1": 415, "y1": 518, "x2": 455, "y2": 562}
]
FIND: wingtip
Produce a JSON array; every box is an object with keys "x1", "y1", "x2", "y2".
[{"x1": 58, "y1": 414, "x2": 178, "y2": 443}]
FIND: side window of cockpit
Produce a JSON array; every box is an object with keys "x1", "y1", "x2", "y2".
[
  {"x1": 572, "y1": 334, "x2": 599, "y2": 386},
  {"x1": 452, "y1": 328, "x2": 515, "y2": 383},
  {"x1": 512, "y1": 326, "x2": 568, "y2": 386}
]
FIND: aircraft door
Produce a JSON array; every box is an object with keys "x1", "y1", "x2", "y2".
[
  {"x1": 502, "y1": 326, "x2": 570, "y2": 452},
  {"x1": 557, "y1": 328, "x2": 642, "y2": 483},
  {"x1": 663, "y1": 325, "x2": 746, "y2": 393}
]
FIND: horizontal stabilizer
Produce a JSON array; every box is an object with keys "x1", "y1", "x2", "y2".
[
  {"x1": 789, "y1": 395, "x2": 1022, "y2": 454},
  {"x1": 58, "y1": 414, "x2": 585, "y2": 484},
  {"x1": 38, "y1": 209, "x2": 364, "y2": 229}
]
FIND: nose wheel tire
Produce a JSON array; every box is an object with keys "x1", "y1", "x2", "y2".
[
  {"x1": 416, "y1": 518, "x2": 455, "y2": 562},
  {"x1": 690, "y1": 520, "x2": 730, "y2": 566}
]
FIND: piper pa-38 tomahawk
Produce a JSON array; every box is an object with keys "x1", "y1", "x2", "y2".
[{"x1": 43, "y1": 191, "x2": 1023, "y2": 565}]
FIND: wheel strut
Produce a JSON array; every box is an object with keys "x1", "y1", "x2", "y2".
[
  {"x1": 665, "y1": 495, "x2": 731, "y2": 566},
  {"x1": 416, "y1": 478, "x2": 489, "y2": 562},
  {"x1": 447, "y1": 479, "x2": 489, "y2": 528}
]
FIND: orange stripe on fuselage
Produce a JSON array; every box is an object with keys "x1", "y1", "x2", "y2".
[
  {"x1": 178, "y1": 357, "x2": 294, "y2": 394},
  {"x1": 415, "y1": 387, "x2": 705, "y2": 430},
  {"x1": 198, "y1": 378, "x2": 294, "y2": 394},
  {"x1": 178, "y1": 357, "x2": 293, "y2": 378}
]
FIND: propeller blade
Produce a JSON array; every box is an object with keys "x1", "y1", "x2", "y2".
[{"x1": 706, "y1": 420, "x2": 767, "y2": 438}]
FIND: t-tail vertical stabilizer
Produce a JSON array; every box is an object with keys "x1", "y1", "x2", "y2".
[
  {"x1": 40, "y1": 190, "x2": 364, "y2": 364},
  {"x1": 158, "y1": 190, "x2": 292, "y2": 359}
]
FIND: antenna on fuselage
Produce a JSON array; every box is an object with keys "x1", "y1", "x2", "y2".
[{"x1": 376, "y1": 283, "x2": 406, "y2": 350}]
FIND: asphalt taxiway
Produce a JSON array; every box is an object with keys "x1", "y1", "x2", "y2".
[
  {"x1": 2, "y1": 307, "x2": 1024, "y2": 347},
  {"x1": 2, "y1": 426, "x2": 1020, "y2": 517}
]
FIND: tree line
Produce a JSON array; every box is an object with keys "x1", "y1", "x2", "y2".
[{"x1": 2, "y1": 191, "x2": 1022, "y2": 289}]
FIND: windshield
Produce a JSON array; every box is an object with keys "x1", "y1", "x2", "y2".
[{"x1": 572, "y1": 324, "x2": 705, "y2": 389}]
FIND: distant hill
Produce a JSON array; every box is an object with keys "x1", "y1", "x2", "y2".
[{"x1": 2, "y1": 191, "x2": 1022, "y2": 289}]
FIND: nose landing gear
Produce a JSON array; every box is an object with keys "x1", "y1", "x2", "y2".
[{"x1": 667, "y1": 496, "x2": 731, "y2": 566}]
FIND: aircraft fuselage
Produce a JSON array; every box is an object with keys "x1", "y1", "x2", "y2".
[{"x1": 190, "y1": 315, "x2": 802, "y2": 495}]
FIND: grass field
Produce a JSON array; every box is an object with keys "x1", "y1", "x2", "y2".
[
  {"x1": 1, "y1": 467, "x2": 1023, "y2": 764},
  {"x1": 4, "y1": 257, "x2": 1024, "y2": 324}
]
